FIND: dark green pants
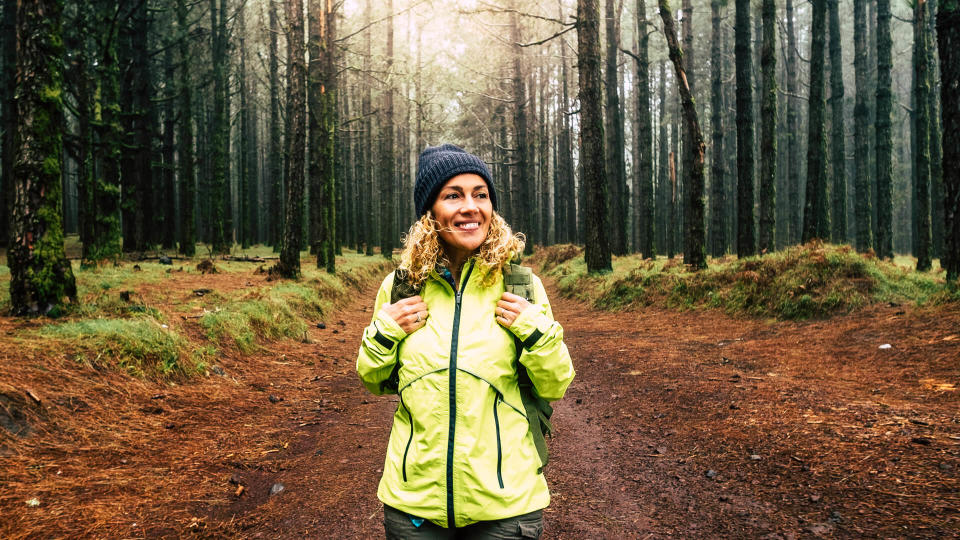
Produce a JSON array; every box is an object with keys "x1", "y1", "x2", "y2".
[{"x1": 383, "y1": 505, "x2": 543, "y2": 540}]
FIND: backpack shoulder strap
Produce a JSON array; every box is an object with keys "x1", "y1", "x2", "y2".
[
  {"x1": 504, "y1": 262, "x2": 553, "y2": 472},
  {"x1": 503, "y1": 263, "x2": 535, "y2": 303}
]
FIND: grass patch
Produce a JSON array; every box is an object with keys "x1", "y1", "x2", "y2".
[
  {"x1": 35, "y1": 318, "x2": 207, "y2": 378},
  {"x1": 200, "y1": 296, "x2": 307, "y2": 354},
  {"x1": 532, "y1": 242, "x2": 956, "y2": 320}
]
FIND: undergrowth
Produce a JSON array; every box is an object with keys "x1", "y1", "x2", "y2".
[
  {"x1": 530, "y1": 242, "x2": 956, "y2": 320},
  {"x1": 1, "y1": 249, "x2": 392, "y2": 379},
  {"x1": 35, "y1": 318, "x2": 207, "y2": 379}
]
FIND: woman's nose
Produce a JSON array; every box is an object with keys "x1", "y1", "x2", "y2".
[{"x1": 461, "y1": 195, "x2": 479, "y2": 212}]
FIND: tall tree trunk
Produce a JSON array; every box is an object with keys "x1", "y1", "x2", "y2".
[
  {"x1": 735, "y1": 0, "x2": 755, "y2": 256},
  {"x1": 803, "y1": 0, "x2": 829, "y2": 242},
  {"x1": 209, "y1": 0, "x2": 231, "y2": 253},
  {"x1": 511, "y1": 6, "x2": 533, "y2": 255},
  {"x1": 708, "y1": 0, "x2": 725, "y2": 257},
  {"x1": 8, "y1": 0, "x2": 77, "y2": 315},
  {"x1": 852, "y1": 0, "x2": 872, "y2": 252},
  {"x1": 278, "y1": 0, "x2": 306, "y2": 278},
  {"x1": 605, "y1": 0, "x2": 627, "y2": 255},
  {"x1": 875, "y1": 0, "x2": 893, "y2": 259},
  {"x1": 785, "y1": 0, "x2": 800, "y2": 245},
  {"x1": 913, "y1": 0, "x2": 932, "y2": 271},
  {"x1": 176, "y1": 0, "x2": 196, "y2": 256},
  {"x1": 939, "y1": 0, "x2": 960, "y2": 281},
  {"x1": 239, "y1": 2, "x2": 251, "y2": 249},
  {"x1": 828, "y1": 0, "x2": 845, "y2": 244},
  {"x1": 660, "y1": 0, "x2": 706, "y2": 269},
  {"x1": 1, "y1": 0, "x2": 16, "y2": 250},
  {"x1": 162, "y1": 42, "x2": 177, "y2": 250},
  {"x1": 269, "y1": 0, "x2": 284, "y2": 251},
  {"x1": 310, "y1": 0, "x2": 337, "y2": 272},
  {"x1": 362, "y1": 0, "x2": 374, "y2": 256},
  {"x1": 578, "y1": 0, "x2": 611, "y2": 272},
  {"x1": 928, "y1": 0, "x2": 943, "y2": 261},
  {"x1": 759, "y1": 0, "x2": 776, "y2": 253},
  {"x1": 659, "y1": 61, "x2": 670, "y2": 255},
  {"x1": 635, "y1": 0, "x2": 655, "y2": 258},
  {"x1": 380, "y1": 0, "x2": 395, "y2": 260}
]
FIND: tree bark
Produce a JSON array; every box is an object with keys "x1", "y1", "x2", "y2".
[
  {"x1": 380, "y1": 0, "x2": 395, "y2": 260},
  {"x1": 277, "y1": 0, "x2": 307, "y2": 278},
  {"x1": 578, "y1": 0, "x2": 611, "y2": 272},
  {"x1": 828, "y1": 0, "x2": 845, "y2": 244},
  {"x1": 659, "y1": 0, "x2": 706, "y2": 269},
  {"x1": 875, "y1": 0, "x2": 893, "y2": 259},
  {"x1": 8, "y1": 0, "x2": 78, "y2": 315},
  {"x1": 913, "y1": 0, "x2": 932, "y2": 271},
  {"x1": 852, "y1": 0, "x2": 872, "y2": 252},
  {"x1": 605, "y1": 0, "x2": 627, "y2": 255},
  {"x1": 635, "y1": 0, "x2": 655, "y2": 258},
  {"x1": 734, "y1": 0, "x2": 755, "y2": 256},
  {"x1": 759, "y1": 0, "x2": 777, "y2": 253},
  {"x1": 269, "y1": 0, "x2": 284, "y2": 251},
  {"x1": 708, "y1": 0, "x2": 725, "y2": 257},
  {"x1": 803, "y1": 0, "x2": 829, "y2": 242},
  {"x1": 785, "y1": 0, "x2": 800, "y2": 245},
  {"x1": 176, "y1": 0, "x2": 196, "y2": 256},
  {"x1": 939, "y1": 0, "x2": 960, "y2": 281}
]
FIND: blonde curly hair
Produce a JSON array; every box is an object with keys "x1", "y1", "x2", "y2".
[{"x1": 398, "y1": 211, "x2": 525, "y2": 288}]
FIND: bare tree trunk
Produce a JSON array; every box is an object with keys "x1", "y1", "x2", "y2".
[
  {"x1": 735, "y1": 0, "x2": 755, "y2": 256},
  {"x1": 939, "y1": 0, "x2": 960, "y2": 281},
  {"x1": 708, "y1": 0, "x2": 725, "y2": 256},
  {"x1": 853, "y1": 0, "x2": 873, "y2": 252},
  {"x1": 875, "y1": 0, "x2": 893, "y2": 259},
  {"x1": 278, "y1": 0, "x2": 307, "y2": 278},
  {"x1": 660, "y1": 0, "x2": 706, "y2": 269},
  {"x1": 578, "y1": 0, "x2": 611, "y2": 272},
  {"x1": 758, "y1": 0, "x2": 776, "y2": 253},
  {"x1": 828, "y1": 0, "x2": 846, "y2": 244}
]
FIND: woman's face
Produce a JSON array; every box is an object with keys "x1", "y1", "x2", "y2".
[{"x1": 431, "y1": 173, "x2": 493, "y2": 262}]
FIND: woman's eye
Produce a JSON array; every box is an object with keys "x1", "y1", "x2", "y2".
[
  {"x1": 476, "y1": 192, "x2": 488, "y2": 199},
  {"x1": 444, "y1": 192, "x2": 459, "y2": 200}
]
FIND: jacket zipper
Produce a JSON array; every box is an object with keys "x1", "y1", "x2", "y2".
[
  {"x1": 445, "y1": 260, "x2": 474, "y2": 529},
  {"x1": 492, "y1": 391, "x2": 504, "y2": 489},
  {"x1": 399, "y1": 391, "x2": 413, "y2": 482}
]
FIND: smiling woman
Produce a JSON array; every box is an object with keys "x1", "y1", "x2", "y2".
[{"x1": 356, "y1": 144, "x2": 575, "y2": 538}]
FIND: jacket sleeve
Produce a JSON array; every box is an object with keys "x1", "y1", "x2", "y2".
[
  {"x1": 507, "y1": 274, "x2": 575, "y2": 401},
  {"x1": 356, "y1": 273, "x2": 409, "y2": 395}
]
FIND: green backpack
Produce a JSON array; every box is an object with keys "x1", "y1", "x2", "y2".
[{"x1": 388, "y1": 264, "x2": 555, "y2": 472}]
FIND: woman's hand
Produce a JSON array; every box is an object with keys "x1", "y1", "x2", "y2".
[
  {"x1": 495, "y1": 291, "x2": 534, "y2": 329},
  {"x1": 382, "y1": 296, "x2": 429, "y2": 335}
]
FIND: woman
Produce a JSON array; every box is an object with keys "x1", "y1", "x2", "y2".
[{"x1": 357, "y1": 143, "x2": 575, "y2": 539}]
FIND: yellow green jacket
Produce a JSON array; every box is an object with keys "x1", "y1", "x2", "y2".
[{"x1": 356, "y1": 260, "x2": 575, "y2": 528}]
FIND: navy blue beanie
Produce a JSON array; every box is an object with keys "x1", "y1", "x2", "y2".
[{"x1": 414, "y1": 143, "x2": 498, "y2": 217}]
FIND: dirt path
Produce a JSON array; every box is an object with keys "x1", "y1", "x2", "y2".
[
  {"x1": 194, "y1": 279, "x2": 958, "y2": 538},
  {"x1": 3, "y1": 276, "x2": 958, "y2": 538}
]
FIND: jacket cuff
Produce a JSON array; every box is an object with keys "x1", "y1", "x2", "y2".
[
  {"x1": 373, "y1": 307, "x2": 407, "y2": 345},
  {"x1": 510, "y1": 306, "x2": 550, "y2": 349}
]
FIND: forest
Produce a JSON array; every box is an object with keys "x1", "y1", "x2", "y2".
[
  {"x1": 1, "y1": 0, "x2": 958, "y2": 309},
  {"x1": 1, "y1": 0, "x2": 959, "y2": 537}
]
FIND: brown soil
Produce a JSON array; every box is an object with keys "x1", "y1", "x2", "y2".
[{"x1": 1, "y1": 272, "x2": 958, "y2": 538}]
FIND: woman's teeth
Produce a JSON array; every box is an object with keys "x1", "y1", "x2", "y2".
[{"x1": 458, "y1": 223, "x2": 479, "y2": 230}]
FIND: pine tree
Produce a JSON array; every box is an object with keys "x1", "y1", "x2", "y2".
[
  {"x1": 875, "y1": 0, "x2": 893, "y2": 259},
  {"x1": 828, "y1": 0, "x2": 846, "y2": 243},
  {"x1": 709, "y1": 0, "x2": 726, "y2": 257},
  {"x1": 758, "y1": 0, "x2": 776, "y2": 253},
  {"x1": 734, "y1": 0, "x2": 755, "y2": 256},
  {"x1": 634, "y1": 0, "x2": 655, "y2": 258},
  {"x1": 277, "y1": 0, "x2": 307, "y2": 278},
  {"x1": 939, "y1": 0, "x2": 960, "y2": 281},
  {"x1": 803, "y1": 0, "x2": 829, "y2": 242},
  {"x1": 913, "y1": 0, "x2": 932, "y2": 271},
  {"x1": 660, "y1": 0, "x2": 706, "y2": 269},
  {"x1": 578, "y1": 0, "x2": 611, "y2": 272},
  {"x1": 605, "y1": 0, "x2": 627, "y2": 255},
  {"x1": 8, "y1": 0, "x2": 77, "y2": 315},
  {"x1": 176, "y1": 0, "x2": 196, "y2": 257},
  {"x1": 853, "y1": 0, "x2": 873, "y2": 252}
]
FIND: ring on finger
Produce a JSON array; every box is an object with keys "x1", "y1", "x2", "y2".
[{"x1": 416, "y1": 311, "x2": 421, "y2": 323}]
